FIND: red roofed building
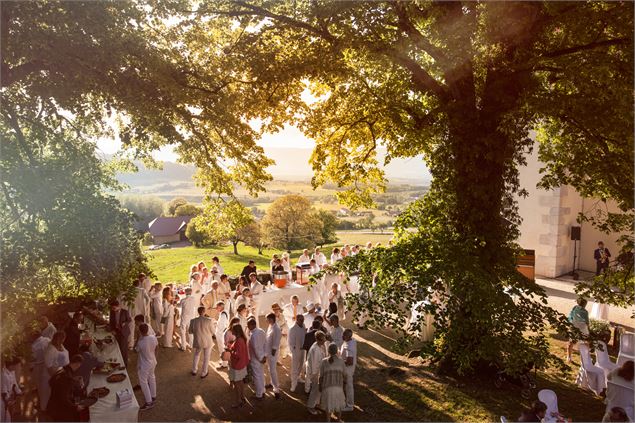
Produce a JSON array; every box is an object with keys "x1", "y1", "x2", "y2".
[{"x1": 148, "y1": 216, "x2": 193, "y2": 244}]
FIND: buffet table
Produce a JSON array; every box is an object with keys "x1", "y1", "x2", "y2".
[
  {"x1": 255, "y1": 282, "x2": 313, "y2": 316},
  {"x1": 87, "y1": 324, "x2": 139, "y2": 422}
]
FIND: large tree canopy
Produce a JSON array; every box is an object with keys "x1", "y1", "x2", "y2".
[
  {"x1": 193, "y1": 0, "x2": 633, "y2": 374},
  {"x1": 2, "y1": 1, "x2": 632, "y2": 373}
]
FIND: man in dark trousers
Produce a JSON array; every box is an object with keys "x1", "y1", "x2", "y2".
[
  {"x1": 109, "y1": 300, "x2": 132, "y2": 367},
  {"x1": 48, "y1": 354, "x2": 84, "y2": 422},
  {"x1": 594, "y1": 241, "x2": 611, "y2": 275}
]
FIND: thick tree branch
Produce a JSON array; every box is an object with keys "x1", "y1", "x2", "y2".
[
  {"x1": 1, "y1": 60, "x2": 46, "y2": 88},
  {"x1": 383, "y1": 48, "x2": 447, "y2": 101},
  {"x1": 542, "y1": 38, "x2": 628, "y2": 58},
  {"x1": 393, "y1": 2, "x2": 448, "y2": 69}
]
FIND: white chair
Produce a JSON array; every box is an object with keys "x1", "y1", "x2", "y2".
[
  {"x1": 538, "y1": 389, "x2": 559, "y2": 421},
  {"x1": 500, "y1": 416, "x2": 508, "y2": 423},
  {"x1": 595, "y1": 340, "x2": 619, "y2": 377},
  {"x1": 590, "y1": 302, "x2": 609, "y2": 320},
  {"x1": 576, "y1": 342, "x2": 607, "y2": 395},
  {"x1": 605, "y1": 380, "x2": 635, "y2": 421},
  {"x1": 617, "y1": 332, "x2": 635, "y2": 366}
]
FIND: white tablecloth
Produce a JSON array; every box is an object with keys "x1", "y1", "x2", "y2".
[
  {"x1": 255, "y1": 283, "x2": 313, "y2": 316},
  {"x1": 88, "y1": 325, "x2": 139, "y2": 422}
]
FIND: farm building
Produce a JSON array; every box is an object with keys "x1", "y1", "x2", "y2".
[{"x1": 148, "y1": 216, "x2": 193, "y2": 244}]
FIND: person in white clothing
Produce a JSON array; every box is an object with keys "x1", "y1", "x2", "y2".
[
  {"x1": 139, "y1": 272, "x2": 153, "y2": 294},
  {"x1": 249, "y1": 273, "x2": 264, "y2": 319},
  {"x1": 136, "y1": 324, "x2": 158, "y2": 410},
  {"x1": 265, "y1": 313, "x2": 282, "y2": 399},
  {"x1": 149, "y1": 282, "x2": 164, "y2": 336},
  {"x1": 308, "y1": 259, "x2": 320, "y2": 275},
  {"x1": 211, "y1": 257, "x2": 223, "y2": 281},
  {"x1": 281, "y1": 253, "x2": 292, "y2": 280},
  {"x1": 200, "y1": 267, "x2": 212, "y2": 293},
  {"x1": 297, "y1": 249, "x2": 311, "y2": 266},
  {"x1": 288, "y1": 314, "x2": 306, "y2": 392},
  {"x1": 235, "y1": 288, "x2": 253, "y2": 315},
  {"x1": 44, "y1": 331, "x2": 69, "y2": 377},
  {"x1": 271, "y1": 303, "x2": 289, "y2": 358},
  {"x1": 311, "y1": 247, "x2": 327, "y2": 268},
  {"x1": 303, "y1": 302, "x2": 318, "y2": 329},
  {"x1": 328, "y1": 315, "x2": 344, "y2": 348},
  {"x1": 340, "y1": 329, "x2": 357, "y2": 411},
  {"x1": 134, "y1": 314, "x2": 155, "y2": 348},
  {"x1": 306, "y1": 331, "x2": 328, "y2": 414},
  {"x1": 179, "y1": 288, "x2": 198, "y2": 351},
  {"x1": 39, "y1": 316, "x2": 57, "y2": 339},
  {"x1": 189, "y1": 307, "x2": 214, "y2": 378},
  {"x1": 330, "y1": 248, "x2": 342, "y2": 264},
  {"x1": 129, "y1": 279, "x2": 151, "y2": 348},
  {"x1": 190, "y1": 273, "x2": 204, "y2": 298},
  {"x1": 283, "y1": 295, "x2": 302, "y2": 327},
  {"x1": 328, "y1": 282, "x2": 345, "y2": 320},
  {"x1": 247, "y1": 318, "x2": 266, "y2": 400},
  {"x1": 217, "y1": 274, "x2": 233, "y2": 313},
  {"x1": 2, "y1": 357, "x2": 23, "y2": 422},
  {"x1": 215, "y1": 301, "x2": 230, "y2": 369},
  {"x1": 161, "y1": 288, "x2": 175, "y2": 348},
  {"x1": 30, "y1": 331, "x2": 51, "y2": 412}
]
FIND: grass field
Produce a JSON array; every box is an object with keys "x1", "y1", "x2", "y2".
[{"x1": 147, "y1": 231, "x2": 394, "y2": 282}]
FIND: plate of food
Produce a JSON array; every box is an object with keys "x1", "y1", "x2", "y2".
[
  {"x1": 88, "y1": 387, "x2": 110, "y2": 398},
  {"x1": 106, "y1": 373, "x2": 127, "y2": 383},
  {"x1": 79, "y1": 396, "x2": 98, "y2": 407}
]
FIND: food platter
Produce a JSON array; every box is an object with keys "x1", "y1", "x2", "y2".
[
  {"x1": 94, "y1": 362, "x2": 119, "y2": 374},
  {"x1": 106, "y1": 373, "x2": 127, "y2": 383},
  {"x1": 79, "y1": 396, "x2": 99, "y2": 407},
  {"x1": 88, "y1": 387, "x2": 110, "y2": 398}
]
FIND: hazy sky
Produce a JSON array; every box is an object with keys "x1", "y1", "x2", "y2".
[{"x1": 96, "y1": 121, "x2": 431, "y2": 182}]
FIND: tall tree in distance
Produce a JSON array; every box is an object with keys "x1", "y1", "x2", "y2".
[
  {"x1": 262, "y1": 195, "x2": 323, "y2": 250},
  {"x1": 198, "y1": 1, "x2": 633, "y2": 374}
]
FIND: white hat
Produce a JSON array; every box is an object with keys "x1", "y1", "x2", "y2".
[{"x1": 306, "y1": 301, "x2": 315, "y2": 311}]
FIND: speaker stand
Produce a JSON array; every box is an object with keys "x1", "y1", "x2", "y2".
[{"x1": 570, "y1": 238, "x2": 579, "y2": 279}]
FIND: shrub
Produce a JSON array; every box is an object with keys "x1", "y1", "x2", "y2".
[
  {"x1": 142, "y1": 232, "x2": 154, "y2": 246},
  {"x1": 589, "y1": 319, "x2": 612, "y2": 344}
]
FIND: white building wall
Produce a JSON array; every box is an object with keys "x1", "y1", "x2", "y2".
[{"x1": 517, "y1": 140, "x2": 625, "y2": 277}]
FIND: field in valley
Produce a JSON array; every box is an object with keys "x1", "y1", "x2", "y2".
[{"x1": 146, "y1": 231, "x2": 393, "y2": 282}]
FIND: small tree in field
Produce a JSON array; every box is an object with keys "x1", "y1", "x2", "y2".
[{"x1": 192, "y1": 199, "x2": 254, "y2": 254}]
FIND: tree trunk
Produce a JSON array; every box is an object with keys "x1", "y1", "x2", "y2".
[{"x1": 233, "y1": 241, "x2": 238, "y2": 255}]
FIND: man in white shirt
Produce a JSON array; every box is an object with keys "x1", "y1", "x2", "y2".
[
  {"x1": 306, "y1": 331, "x2": 328, "y2": 415},
  {"x1": 30, "y1": 331, "x2": 51, "y2": 411},
  {"x1": 136, "y1": 324, "x2": 158, "y2": 410},
  {"x1": 328, "y1": 315, "x2": 344, "y2": 348},
  {"x1": 179, "y1": 288, "x2": 198, "y2": 351},
  {"x1": 340, "y1": 328, "x2": 357, "y2": 411},
  {"x1": 247, "y1": 318, "x2": 266, "y2": 400},
  {"x1": 303, "y1": 302, "x2": 317, "y2": 329},
  {"x1": 190, "y1": 273, "x2": 204, "y2": 298},
  {"x1": 308, "y1": 259, "x2": 320, "y2": 275},
  {"x1": 288, "y1": 314, "x2": 306, "y2": 392},
  {"x1": 296, "y1": 249, "x2": 311, "y2": 266},
  {"x1": 214, "y1": 301, "x2": 229, "y2": 369},
  {"x1": 39, "y1": 316, "x2": 57, "y2": 339},
  {"x1": 311, "y1": 247, "x2": 327, "y2": 268},
  {"x1": 249, "y1": 273, "x2": 264, "y2": 318},
  {"x1": 130, "y1": 279, "x2": 151, "y2": 348},
  {"x1": 234, "y1": 287, "x2": 253, "y2": 314},
  {"x1": 189, "y1": 306, "x2": 214, "y2": 378},
  {"x1": 265, "y1": 313, "x2": 282, "y2": 399},
  {"x1": 283, "y1": 295, "x2": 302, "y2": 328}
]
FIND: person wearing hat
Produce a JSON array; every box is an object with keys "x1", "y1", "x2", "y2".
[
  {"x1": 304, "y1": 301, "x2": 318, "y2": 329},
  {"x1": 271, "y1": 303, "x2": 289, "y2": 359}
]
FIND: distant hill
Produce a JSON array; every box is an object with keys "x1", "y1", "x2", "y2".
[{"x1": 115, "y1": 147, "x2": 431, "y2": 197}]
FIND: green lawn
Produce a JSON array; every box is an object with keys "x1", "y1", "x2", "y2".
[{"x1": 147, "y1": 231, "x2": 394, "y2": 282}]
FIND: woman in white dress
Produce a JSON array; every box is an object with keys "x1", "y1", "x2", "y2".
[
  {"x1": 44, "y1": 331, "x2": 69, "y2": 376},
  {"x1": 161, "y1": 287, "x2": 175, "y2": 348},
  {"x1": 150, "y1": 283, "x2": 164, "y2": 336},
  {"x1": 319, "y1": 343, "x2": 346, "y2": 421}
]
